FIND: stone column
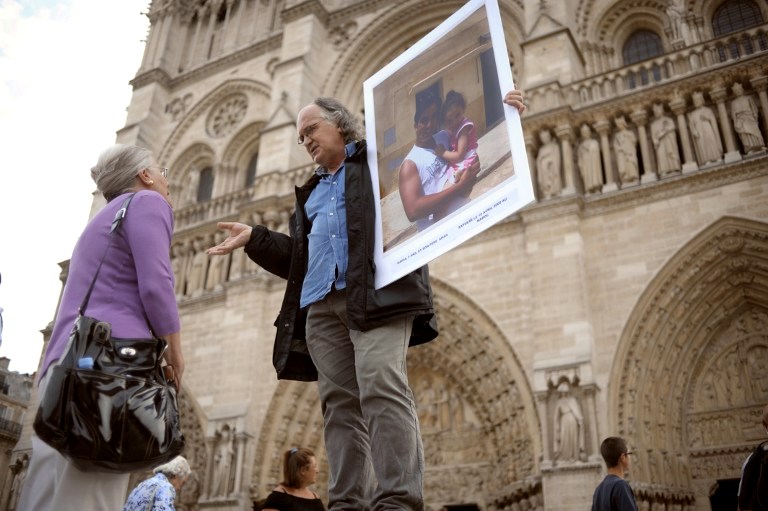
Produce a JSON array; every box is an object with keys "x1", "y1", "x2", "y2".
[
  {"x1": 227, "y1": 0, "x2": 244, "y2": 50},
  {"x1": 202, "y1": 3, "x2": 218, "y2": 62},
  {"x1": 594, "y1": 119, "x2": 617, "y2": 191},
  {"x1": 187, "y1": 8, "x2": 205, "y2": 69},
  {"x1": 139, "y1": 13, "x2": 159, "y2": 72},
  {"x1": 555, "y1": 124, "x2": 576, "y2": 195},
  {"x1": 710, "y1": 86, "x2": 741, "y2": 163},
  {"x1": 155, "y1": 11, "x2": 175, "y2": 69},
  {"x1": 233, "y1": 432, "x2": 248, "y2": 493},
  {"x1": 669, "y1": 97, "x2": 698, "y2": 173},
  {"x1": 202, "y1": 437, "x2": 216, "y2": 499},
  {"x1": 145, "y1": 14, "x2": 163, "y2": 69},
  {"x1": 524, "y1": 133, "x2": 540, "y2": 199},
  {"x1": 631, "y1": 109, "x2": 657, "y2": 183},
  {"x1": 750, "y1": 75, "x2": 768, "y2": 138},
  {"x1": 537, "y1": 393, "x2": 552, "y2": 468}
]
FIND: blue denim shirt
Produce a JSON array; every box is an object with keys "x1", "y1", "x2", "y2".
[{"x1": 300, "y1": 142, "x2": 357, "y2": 309}]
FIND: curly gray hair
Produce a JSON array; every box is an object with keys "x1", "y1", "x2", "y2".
[
  {"x1": 153, "y1": 455, "x2": 191, "y2": 480},
  {"x1": 314, "y1": 97, "x2": 364, "y2": 143}
]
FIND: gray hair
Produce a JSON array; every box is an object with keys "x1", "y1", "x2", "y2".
[
  {"x1": 153, "y1": 455, "x2": 191, "y2": 480},
  {"x1": 314, "y1": 97, "x2": 364, "y2": 143},
  {"x1": 90, "y1": 144, "x2": 152, "y2": 202}
]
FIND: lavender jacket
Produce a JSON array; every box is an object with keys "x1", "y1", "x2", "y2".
[{"x1": 40, "y1": 190, "x2": 179, "y2": 379}]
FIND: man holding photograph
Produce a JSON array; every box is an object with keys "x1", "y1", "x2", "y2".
[{"x1": 207, "y1": 91, "x2": 524, "y2": 510}]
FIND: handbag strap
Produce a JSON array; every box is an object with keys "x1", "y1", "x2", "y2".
[{"x1": 78, "y1": 193, "x2": 136, "y2": 315}]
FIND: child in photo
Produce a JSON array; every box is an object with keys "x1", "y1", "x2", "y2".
[{"x1": 436, "y1": 90, "x2": 478, "y2": 189}]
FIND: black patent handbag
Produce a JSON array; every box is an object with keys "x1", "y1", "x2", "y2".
[{"x1": 33, "y1": 194, "x2": 185, "y2": 472}]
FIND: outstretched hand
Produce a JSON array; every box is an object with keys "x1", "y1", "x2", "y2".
[{"x1": 206, "y1": 222, "x2": 253, "y2": 256}]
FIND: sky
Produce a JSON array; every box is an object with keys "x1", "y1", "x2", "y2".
[{"x1": 0, "y1": 0, "x2": 150, "y2": 374}]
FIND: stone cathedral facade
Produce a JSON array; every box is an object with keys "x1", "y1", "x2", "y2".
[{"x1": 7, "y1": 0, "x2": 768, "y2": 510}]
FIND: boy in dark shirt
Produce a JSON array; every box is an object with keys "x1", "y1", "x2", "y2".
[{"x1": 592, "y1": 436, "x2": 638, "y2": 511}]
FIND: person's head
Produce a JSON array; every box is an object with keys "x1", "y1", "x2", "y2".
[
  {"x1": 692, "y1": 91, "x2": 705, "y2": 107},
  {"x1": 580, "y1": 124, "x2": 592, "y2": 138},
  {"x1": 297, "y1": 98, "x2": 360, "y2": 170},
  {"x1": 652, "y1": 102, "x2": 664, "y2": 117},
  {"x1": 733, "y1": 82, "x2": 744, "y2": 96},
  {"x1": 600, "y1": 437, "x2": 631, "y2": 472},
  {"x1": 441, "y1": 90, "x2": 467, "y2": 133},
  {"x1": 282, "y1": 447, "x2": 319, "y2": 489},
  {"x1": 154, "y1": 455, "x2": 191, "y2": 491},
  {"x1": 90, "y1": 144, "x2": 170, "y2": 204},
  {"x1": 413, "y1": 90, "x2": 442, "y2": 145}
]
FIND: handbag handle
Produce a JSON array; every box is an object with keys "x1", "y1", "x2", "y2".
[{"x1": 78, "y1": 193, "x2": 136, "y2": 315}]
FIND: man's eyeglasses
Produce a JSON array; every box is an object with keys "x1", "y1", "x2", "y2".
[
  {"x1": 297, "y1": 120, "x2": 323, "y2": 145},
  {"x1": 623, "y1": 451, "x2": 634, "y2": 457}
]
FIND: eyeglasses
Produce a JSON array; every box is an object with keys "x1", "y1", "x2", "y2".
[
  {"x1": 155, "y1": 167, "x2": 169, "y2": 178},
  {"x1": 297, "y1": 119, "x2": 324, "y2": 145},
  {"x1": 623, "y1": 451, "x2": 634, "y2": 457}
]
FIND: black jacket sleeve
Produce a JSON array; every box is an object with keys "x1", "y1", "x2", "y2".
[{"x1": 244, "y1": 224, "x2": 294, "y2": 280}]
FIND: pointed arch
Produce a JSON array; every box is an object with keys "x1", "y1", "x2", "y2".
[
  {"x1": 221, "y1": 121, "x2": 267, "y2": 192},
  {"x1": 169, "y1": 142, "x2": 215, "y2": 208},
  {"x1": 321, "y1": 0, "x2": 524, "y2": 113},
  {"x1": 610, "y1": 215, "x2": 768, "y2": 502},
  {"x1": 250, "y1": 277, "x2": 541, "y2": 505}
]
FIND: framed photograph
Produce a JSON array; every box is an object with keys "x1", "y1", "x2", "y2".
[{"x1": 363, "y1": 0, "x2": 534, "y2": 289}]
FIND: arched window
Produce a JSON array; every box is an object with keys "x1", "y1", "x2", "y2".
[
  {"x1": 198, "y1": 167, "x2": 214, "y2": 202},
  {"x1": 622, "y1": 30, "x2": 664, "y2": 66},
  {"x1": 245, "y1": 153, "x2": 258, "y2": 188},
  {"x1": 713, "y1": 0, "x2": 763, "y2": 36}
]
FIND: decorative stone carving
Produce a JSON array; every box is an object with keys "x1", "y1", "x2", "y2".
[
  {"x1": 731, "y1": 82, "x2": 766, "y2": 154},
  {"x1": 613, "y1": 116, "x2": 639, "y2": 185},
  {"x1": 687, "y1": 91, "x2": 723, "y2": 165},
  {"x1": 186, "y1": 237, "x2": 209, "y2": 297},
  {"x1": 536, "y1": 129, "x2": 561, "y2": 199},
  {"x1": 185, "y1": 167, "x2": 200, "y2": 207},
  {"x1": 206, "y1": 93, "x2": 248, "y2": 138},
  {"x1": 552, "y1": 381, "x2": 586, "y2": 463},
  {"x1": 167, "y1": 93, "x2": 194, "y2": 122},
  {"x1": 211, "y1": 425, "x2": 236, "y2": 497},
  {"x1": 8, "y1": 455, "x2": 29, "y2": 510},
  {"x1": 650, "y1": 103, "x2": 681, "y2": 176},
  {"x1": 205, "y1": 232, "x2": 228, "y2": 291},
  {"x1": 172, "y1": 241, "x2": 190, "y2": 298},
  {"x1": 577, "y1": 124, "x2": 603, "y2": 193},
  {"x1": 329, "y1": 21, "x2": 358, "y2": 48}
]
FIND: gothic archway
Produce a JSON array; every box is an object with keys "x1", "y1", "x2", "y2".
[
  {"x1": 610, "y1": 215, "x2": 768, "y2": 508},
  {"x1": 250, "y1": 278, "x2": 541, "y2": 509}
]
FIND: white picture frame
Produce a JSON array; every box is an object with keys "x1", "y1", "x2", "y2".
[{"x1": 363, "y1": 0, "x2": 534, "y2": 289}]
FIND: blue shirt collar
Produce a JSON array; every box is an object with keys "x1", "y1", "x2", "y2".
[{"x1": 314, "y1": 141, "x2": 358, "y2": 177}]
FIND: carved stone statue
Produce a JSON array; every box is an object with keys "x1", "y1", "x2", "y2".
[
  {"x1": 650, "y1": 103, "x2": 681, "y2": 175},
  {"x1": 613, "y1": 116, "x2": 639, "y2": 185},
  {"x1": 9, "y1": 456, "x2": 29, "y2": 510},
  {"x1": 186, "y1": 168, "x2": 200, "y2": 207},
  {"x1": 186, "y1": 238, "x2": 209, "y2": 297},
  {"x1": 553, "y1": 381, "x2": 585, "y2": 463},
  {"x1": 577, "y1": 124, "x2": 603, "y2": 193},
  {"x1": 536, "y1": 130, "x2": 562, "y2": 199},
  {"x1": 731, "y1": 82, "x2": 766, "y2": 154},
  {"x1": 666, "y1": 0, "x2": 691, "y2": 44},
  {"x1": 688, "y1": 91, "x2": 723, "y2": 165},
  {"x1": 172, "y1": 242, "x2": 190, "y2": 298},
  {"x1": 211, "y1": 427, "x2": 235, "y2": 497},
  {"x1": 205, "y1": 232, "x2": 229, "y2": 291}
]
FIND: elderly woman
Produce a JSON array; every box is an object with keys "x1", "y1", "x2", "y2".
[
  {"x1": 16, "y1": 144, "x2": 184, "y2": 511},
  {"x1": 124, "y1": 456, "x2": 191, "y2": 510},
  {"x1": 261, "y1": 447, "x2": 325, "y2": 511}
]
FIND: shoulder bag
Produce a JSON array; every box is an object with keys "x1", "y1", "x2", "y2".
[{"x1": 33, "y1": 193, "x2": 185, "y2": 472}]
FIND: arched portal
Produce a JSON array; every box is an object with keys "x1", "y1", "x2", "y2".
[
  {"x1": 250, "y1": 279, "x2": 541, "y2": 509},
  {"x1": 610, "y1": 216, "x2": 768, "y2": 508}
]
